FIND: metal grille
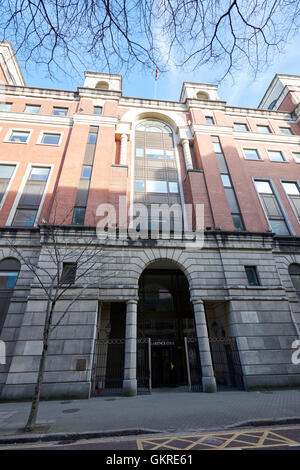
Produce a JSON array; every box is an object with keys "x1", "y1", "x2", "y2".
[
  {"x1": 137, "y1": 338, "x2": 151, "y2": 393},
  {"x1": 184, "y1": 337, "x2": 202, "y2": 392},
  {"x1": 92, "y1": 339, "x2": 125, "y2": 396},
  {"x1": 209, "y1": 337, "x2": 244, "y2": 390}
]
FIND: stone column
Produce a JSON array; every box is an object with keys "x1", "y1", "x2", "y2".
[
  {"x1": 120, "y1": 133, "x2": 128, "y2": 165},
  {"x1": 182, "y1": 139, "x2": 193, "y2": 171},
  {"x1": 123, "y1": 299, "x2": 137, "y2": 396},
  {"x1": 192, "y1": 298, "x2": 217, "y2": 392}
]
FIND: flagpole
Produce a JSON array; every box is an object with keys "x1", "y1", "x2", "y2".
[{"x1": 154, "y1": 67, "x2": 158, "y2": 99}]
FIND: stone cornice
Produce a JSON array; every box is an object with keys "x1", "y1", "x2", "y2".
[
  {"x1": 72, "y1": 113, "x2": 118, "y2": 127},
  {"x1": 233, "y1": 130, "x2": 300, "y2": 145},
  {"x1": 77, "y1": 86, "x2": 121, "y2": 100},
  {"x1": 119, "y1": 96, "x2": 186, "y2": 111},
  {"x1": 191, "y1": 124, "x2": 233, "y2": 136},
  {"x1": 0, "y1": 84, "x2": 77, "y2": 100},
  {"x1": 225, "y1": 105, "x2": 292, "y2": 121},
  {"x1": 0, "y1": 111, "x2": 73, "y2": 128}
]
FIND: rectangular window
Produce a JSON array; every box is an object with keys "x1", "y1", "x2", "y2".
[
  {"x1": 24, "y1": 105, "x2": 40, "y2": 114},
  {"x1": 0, "y1": 102, "x2": 12, "y2": 112},
  {"x1": 213, "y1": 142, "x2": 222, "y2": 153},
  {"x1": 93, "y1": 106, "x2": 102, "y2": 115},
  {"x1": 245, "y1": 266, "x2": 260, "y2": 286},
  {"x1": 255, "y1": 179, "x2": 290, "y2": 235},
  {"x1": 234, "y1": 123, "x2": 248, "y2": 132},
  {"x1": 61, "y1": 263, "x2": 77, "y2": 285},
  {"x1": 9, "y1": 130, "x2": 30, "y2": 143},
  {"x1": 0, "y1": 271, "x2": 19, "y2": 288},
  {"x1": 243, "y1": 148, "x2": 260, "y2": 160},
  {"x1": 268, "y1": 150, "x2": 285, "y2": 162},
  {"x1": 146, "y1": 180, "x2": 168, "y2": 193},
  {"x1": 205, "y1": 116, "x2": 214, "y2": 125},
  {"x1": 257, "y1": 125, "x2": 271, "y2": 134},
  {"x1": 232, "y1": 214, "x2": 244, "y2": 230},
  {"x1": 72, "y1": 207, "x2": 85, "y2": 225},
  {"x1": 292, "y1": 153, "x2": 300, "y2": 163},
  {"x1": 282, "y1": 181, "x2": 300, "y2": 222},
  {"x1": 280, "y1": 127, "x2": 293, "y2": 135},
  {"x1": 168, "y1": 182, "x2": 179, "y2": 193},
  {"x1": 136, "y1": 148, "x2": 144, "y2": 157},
  {"x1": 221, "y1": 174, "x2": 231, "y2": 187},
  {"x1": 282, "y1": 182, "x2": 300, "y2": 196},
  {"x1": 88, "y1": 132, "x2": 98, "y2": 144},
  {"x1": 146, "y1": 148, "x2": 164, "y2": 159},
  {"x1": 29, "y1": 167, "x2": 50, "y2": 181},
  {"x1": 0, "y1": 164, "x2": 16, "y2": 204},
  {"x1": 12, "y1": 208, "x2": 37, "y2": 227},
  {"x1": 135, "y1": 180, "x2": 145, "y2": 191},
  {"x1": 41, "y1": 133, "x2": 61, "y2": 145},
  {"x1": 81, "y1": 166, "x2": 92, "y2": 179},
  {"x1": 52, "y1": 107, "x2": 68, "y2": 116}
]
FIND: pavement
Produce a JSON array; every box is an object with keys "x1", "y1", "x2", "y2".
[{"x1": 0, "y1": 387, "x2": 300, "y2": 444}]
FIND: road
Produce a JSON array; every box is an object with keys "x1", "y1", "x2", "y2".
[{"x1": 1, "y1": 425, "x2": 300, "y2": 451}]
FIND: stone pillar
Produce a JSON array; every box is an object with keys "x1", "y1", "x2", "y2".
[
  {"x1": 182, "y1": 139, "x2": 193, "y2": 171},
  {"x1": 120, "y1": 133, "x2": 128, "y2": 165},
  {"x1": 192, "y1": 298, "x2": 217, "y2": 392},
  {"x1": 123, "y1": 299, "x2": 137, "y2": 396}
]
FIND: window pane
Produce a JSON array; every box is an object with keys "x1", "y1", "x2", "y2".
[
  {"x1": 232, "y1": 214, "x2": 244, "y2": 230},
  {"x1": 88, "y1": 132, "x2": 97, "y2": 144},
  {"x1": 0, "y1": 102, "x2": 12, "y2": 111},
  {"x1": 61, "y1": 263, "x2": 77, "y2": 284},
  {"x1": 245, "y1": 267, "x2": 259, "y2": 286},
  {"x1": 13, "y1": 209, "x2": 37, "y2": 227},
  {"x1": 135, "y1": 180, "x2": 145, "y2": 191},
  {"x1": 280, "y1": 127, "x2": 293, "y2": 135},
  {"x1": 146, "y1": 148, "x2": 164, "y2": 159},
  {"x1": 41, "y1": 133, "x2": 60, "y2": 145},
  {"x1": 0, "y1": 164, "x2": 15, "y2": 178},
  {"x1": 146, "y1": 180, "x2": 167, "y2": 193},
  {"x1": 9, "y1": 131, "x2": 30, "y2": 143},
  {"x1": 29, "y1": 167, "x2": 50, "y2": 181},
  {"x1": 255, "y1": 180, "x2": 272, "y2": 194},
  {"x1": 234, "y1": 123, "x2": 248, "y2": 132},
  {"x1": 205, "y1": 116, "x2": 214, "y2": 125},
  {"x1": 213, "y1": 142, "x2": 222, "y2": 153},
  {"x1": 283, "y1": 182, "x2": 300, "y2": 195},
  {"x1": 169, "y1": 182, "x2": 179, "y2": 193},
  {"x1": 257, "y1": 125, "x2": 271, "y2": 133},
  {"x1": 269, "y1": 219, "x2": 290, "y2": 235},
  {"x1": 292, "y1": 153, "x2": 300, "y2": 163},
  {"x1": 268, "y1": 150, "x2": 285, "y2": 162},
  {"x1": 24, "y1": 105, "x2": 40, "y2": 114},
  {"x1": 136, "y1": 148, "x2": 144, "y2": 157},
  {"x1": 221, "y1": 174, "x2": 231, "y2": 187},
  {"x1": 81, "y1": 166, "x2": 92, "y2": 179},
  {"x1": 72, "y1": 207, "x2": 85, "y2": 225},
  {"x1": 291, "y1": 274, "x2": 300, "y2": 292},
  {"x1": 0, "y1": 272, "x2": 18, "y2": 288},
  {"x1": 94, "y1": 106, "x2": 102, "y2": 115},
  {"x1": 244, "y1": 148, "x2": 260, "y2": 160},
  {"x1": 53, "y1": 107, "x2": 68, "y2": 116}
]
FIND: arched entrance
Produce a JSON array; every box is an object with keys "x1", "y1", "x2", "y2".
[{"x1": 137, "y1": 260, "x2": 196, "y2": 389}]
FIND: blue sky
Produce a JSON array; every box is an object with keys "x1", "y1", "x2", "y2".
[{"x1": 21, "y1": 29, "x2": 300, "y2": 110}]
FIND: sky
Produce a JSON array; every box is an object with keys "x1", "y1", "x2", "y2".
[{"x1": 21, "y1": 29, "x2": 300, "y2": 110}]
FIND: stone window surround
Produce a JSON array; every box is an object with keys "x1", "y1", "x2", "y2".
[
  {"x1": 36, "y1": 130, "x2": 63, "y2": 146},
  {"x1": 267, "y1": 149, "x2": 288, "y2": 163},
  {"x1": 3, "y1": 128, "x2": 33, "y2": 144},
  {"x1": 5, "y1": 162, "x2": 54, "y2": 227},
  {"x1": 0, "y1": 161, "x2": 19, "y2": 210}
]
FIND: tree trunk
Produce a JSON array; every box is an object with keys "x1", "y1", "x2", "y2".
[{"x1": 24, "y1": 301, "x2": 55, "y2": 432}]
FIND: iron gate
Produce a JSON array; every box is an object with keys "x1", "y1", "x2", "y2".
[
  {"x1": 92, "y1": 338, "x2": 125, "y2": 395},
  {"x1": 137, "y1": 338, "x2": 151, "y2": 393},
  {"x1": 209, "y1": 337, "x2": 244, "y2": 390}
]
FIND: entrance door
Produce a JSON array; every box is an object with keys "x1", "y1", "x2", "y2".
[{"x1": 152, "y1": 345, "x2": 177, "y2": 387}]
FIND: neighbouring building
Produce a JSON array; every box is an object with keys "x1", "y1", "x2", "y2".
[{"x1": 0, "y1": 41, "x2": 300, "y2": 400}]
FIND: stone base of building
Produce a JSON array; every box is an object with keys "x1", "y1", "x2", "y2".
[
  {"x1": 244, "y1": 374, "x2": 300, "y2": 390},
  {"x1": 0, "y1": 382, "x2": 91, "y2": 401}
]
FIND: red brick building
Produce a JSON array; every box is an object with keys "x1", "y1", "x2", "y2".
[{"x1": 0, "y1": 42, "x2": 300, "y2": 399}]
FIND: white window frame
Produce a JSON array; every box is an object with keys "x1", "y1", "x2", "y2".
[
  {"x1": 280, "y1": 179, "x2": 300, "y2": 226},
  {"x1": 6, "y1": 163, "x2": 54, "y2": 227},
  {"x1": 24, "y1": 104, "x2": 41, "y2": 114},
  {"x1": 0, "y1": 161, "x2": 19, "y2": 210},
  {"x1": 243, "y1": 148, "x2": 262, "y2": 161},
  {"x1": 36, "y1": 130, "x2": 63, "y2": 146},
  {"x1": 267, "y1": 149, "x2": 287, "y2": 163},
  {"x1": 292, "y1": 152, "x2": 300, "y2": 164},
  {"x1": 4, "y1": 128, "x2": 33, "y2": 144}
]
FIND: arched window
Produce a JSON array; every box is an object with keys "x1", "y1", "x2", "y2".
[
  {"x1": 0, "y1": 258, "x2": 20, "y2": 334},
  {"x1": 95, "y1": 81, "x2": 109, "y2": 90},
  {"x1": 289, "y1": 263, "x2": 300, "y2": 296},
  {"x1": 136, "y1": 120, "x2": 172, "y2": 134},
  {"x1": 268, "y1": 99, "x2": 277, "y2": 110},
  {"x1": 196, "y1": 91, "x2": 209, "y2": 100}
]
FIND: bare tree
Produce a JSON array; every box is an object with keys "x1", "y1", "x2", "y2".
[
  {"x1": 0, "y1": 1, "x2": 299, "y2": 80},
  {"x1": 8, "y1": 221, "x2": 105, "y2": 432}
]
